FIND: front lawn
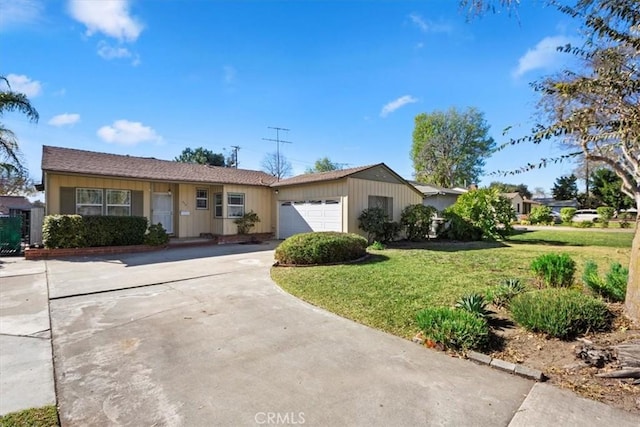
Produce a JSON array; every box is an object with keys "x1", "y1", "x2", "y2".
[{"x1": 271, "y1": 231, "x2": 632, "y2": 339}]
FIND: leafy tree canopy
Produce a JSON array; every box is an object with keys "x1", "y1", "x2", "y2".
[
  {"x1": 488, "y1": 181, "x2": 532, "y2": 199},
  {"x1": 175, "y1": 147, "x2": 226, "y2": 166},
  {"x1": 305, "y1": 157, "x2": 341, "y2": 173},
  {"x1": 411, "y1": 107, "x2": 495, "y2": 188},
  {"x1": 551, "y1": 175, "x2": 579, "y2": 201},
  {"x1": 590, "y1": 168, "x2": 634, "y2": 211}
]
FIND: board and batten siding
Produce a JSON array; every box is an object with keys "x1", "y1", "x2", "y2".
[
  {"x1": 221, "y1": 185, "x2": 273, "y2": 235},
  {"x1": 275, "y1": 180, "x2": 349, "y2": 232},
  {"x1": 46, "y1": 173, "x2": 151, "y2": 218},
  {"x1": 347, "y1": 177, "x2": 423, "y2": 235},
  {"x1": 176, "y1": 184, "x2": 215, "y2": 238}
]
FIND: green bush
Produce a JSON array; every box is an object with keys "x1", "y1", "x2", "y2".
[
  {"x1": 530, "y1": 253, "x2": 576, "y2": 288},
  {"x1": 560, "y1": 207, "x2": 576, "y2": 223},
  {"x1": 43, "y1": 215, "x2": 148, "y2": 248},
  {"x1": 442, "y1": 189, "x2": 516, "y2": 240},
  {"x1": 437, "y1": 210, "x2": 483, "y2": 241},
  {"x1": 596, "y1": 207, "x2": 615, "y2": 222},
  {"x1": 529, "y1": 206, "x2": 553, "y2": 225},
  {"x1": 416, "y1": 307, "x2": 489, "y2": 351},
  {"x1": 358, "y1": 207, "x2": 390, "y2": 243},
  {"x1": 234, "y1": 211, "x2": 260, "y2": 234},
  {"x1": 455, "y1": 293, "x2": 491, "y2": 319},
  {"x1": 43, "y1": 215, "x2": 85, "y2": 248},
  {"x1": 619, "y1": 212, "x2": 631, "y2": 228},
  {"x1": 510, "y1": 289, "x2": 611, "y2": 339},
  {"x1": 275, "y1": 232, "x2": 368, "y2": 265},
  {"x1": 400, "y1": 204, "x2": 436, "y2": 241},
  {"x1": 486, "y1": 278, "x2": 527, "y2": 308},
  {"x1": 369, "y1": 241, "x2": 385, "y2": 250},
  {"x1": 573, "y1": 220, "x2": 594, "y2": 228},
  {"x1": 583, "y1": 260, "x2": 628, "y2": 302},
  {"x1": 144, "y1": 223, "x2": 170, "y2": 246}
]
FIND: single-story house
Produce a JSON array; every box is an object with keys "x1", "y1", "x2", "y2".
[
  {"x1": 532, "y1": 198, "x2": 580, "y2": 214},
  {"x1": 40, "y1": 146, "x2": 424, "y2": 240},
  {"x1": 0, "y1": 196, "x2": 34, "y2": 243},
  {"x1": 408, "y1": 181, "x2": 467, "y2": 212},
  {"x1": 502, "y1": 192, "x2": 541, "y2": 216}
]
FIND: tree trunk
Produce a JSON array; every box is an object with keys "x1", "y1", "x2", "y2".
[{"x1": 624, "y1": 200, "x2": 640, "y2": 324}]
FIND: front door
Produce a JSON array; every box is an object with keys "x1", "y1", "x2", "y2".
[{"x1": 152, "y1": 192, "x2": 173, "y2": 234}]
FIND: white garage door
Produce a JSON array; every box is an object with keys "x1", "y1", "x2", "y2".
[{"x1": 278, "y1": 199, "x2": 342, "y2": 239}]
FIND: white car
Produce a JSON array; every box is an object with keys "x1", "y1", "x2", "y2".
[{"x1": 573, "y1": 209, "x2": 599, "y2": 222}]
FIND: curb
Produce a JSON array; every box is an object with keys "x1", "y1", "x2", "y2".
[{"x1": 412, "y1": 334, "x2": 546, "y2": 382}]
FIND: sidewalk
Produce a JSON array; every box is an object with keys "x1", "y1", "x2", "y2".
[{"x1": 0, "y1": 257, "x2": 56, "y2": 416}]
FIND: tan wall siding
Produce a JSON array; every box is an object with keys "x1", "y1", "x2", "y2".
[
  {"x1": 47, "y1": 174, "x2": 150, "y2": 217},
  {"x1": 222, "y1": 185, "x2": 273, "y2": 235},
  {"x1": 347, "y1": 178, "x2": 423, "y2": 235},
  {"x1": 176, "y1": 184, "x2": 216, "y2": 238}
]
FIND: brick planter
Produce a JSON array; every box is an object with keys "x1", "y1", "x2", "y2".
[{"x1": 25, "y1": 244, "x2": 165, "y2": 260}]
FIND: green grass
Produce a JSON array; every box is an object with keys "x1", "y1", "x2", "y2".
[
  {"x1": 508, "y1": 229, "x2": 634, "y2": 248},
  {"x1": 0, "y1": 406, "x2": 59, "y2": 427},
  {"x1": 272, "y1": 233, "x2": 631, "y2": 339}
]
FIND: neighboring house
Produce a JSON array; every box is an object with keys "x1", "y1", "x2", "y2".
[
  {"x1": 502, "y1": 192, "x2": 541, "y2": 216},
  {"x1": 40, "y1": 146, "x2": 423, "y2": 240},
  {"x1": 408, "y1": 181, "x2": 467, "y2": 213},
  {"x1": 533, "y1": 198, "x2": 580, "y2": 214},
  {"x1": 0, "y1": 195, "x2": 34, "y2": 242}
]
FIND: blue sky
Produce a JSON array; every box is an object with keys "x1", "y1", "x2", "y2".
[{"x1": 2, "y1": 0, "x2": 585, "y2": 196}]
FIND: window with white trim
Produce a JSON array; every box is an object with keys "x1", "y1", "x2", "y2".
[
  {"x1": 368, "y1": 195, "x2": 393, "y2": 219},
  {"x1": 76, "y1": 188, "x2": 103, "y2": 215},
  {"x1": 214, "y1": 193, "x2": 223, "y2": 217},
  {"x1": 106, "y1": 189, "x2": 131, "y2": 216},
  {"x1": 227, "y1": 193, "x2": 245, "y2": 218},
  {"x1": 196, "y1": 189, "x2": 208, "y2": 209}
]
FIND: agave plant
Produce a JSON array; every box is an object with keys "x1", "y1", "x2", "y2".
[{"x1": 455, "y1": 293, "x2": 492, "y2": 319}]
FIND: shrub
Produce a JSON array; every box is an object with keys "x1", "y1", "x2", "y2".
[
  {"x1": 144, "y1": 223, "x2": 169, "y2": 246},
  {"x1": 437, "y1": 210, "x2": 483, "y2": 241},
  {"x1": 400, "y1": 204, "x2": 436, "y2": 241},
  {"x1": 369, "y1": 241, "x2": 385, "y2": 250},
  {"x1": 573, "y1": 220, "x2": 594, "y2": 228},
  {"x1": 596, "y1": 206, "x2": 615, "y2": 222},
  {"x1": 274, "y1": 232, "x2": 367, "y2": 265},
  {"x1": 487, "y1": 278, "x2": 527, "y2": 308},
  {"x1": 510, "y1": 289, "x2": 611, "y2": 339},
  {"x1": 358, "y1": 207, "x2": 389, "y2": 243},
  {"x1": 560, "y1": 207, "x2": 576, "y2": 224},
  {"x1": 43, "y1": 215, "x2": 148, "y2": 248},
  {"x1": 529, "y1": 206, "x2": 553, "y2": 225},
  {"x1": 415, "y1": 307, "x2": 489, "y2": 351},
  {"x1": 234, "y1": 211, "x2": 260, "y2": 234},
  {"x1": 530, "y1": 253, "x2": 576, "y2": 288},
  {"x1": 583, "y1": 260, "x2": 628, "y2": 302},
  {"x1": 444, "y1": 189, "x2": 516, "y2": 240},
  {"x1": 455, "y1": 293, "x2": 491, "y2": 319},
  {"x1": 382, "y1": 221, "x2": 401, "y2": 242},
  {"x1": 43, "y1": 215, "x2": 85, "y2": 248},
  {"x1": 619, "y1": 212, "x2": 631, "y2": 228}
]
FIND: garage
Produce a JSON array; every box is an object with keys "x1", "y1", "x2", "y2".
[{"x1": 278, "y1": 199, "x2": 342, "y2": 239}]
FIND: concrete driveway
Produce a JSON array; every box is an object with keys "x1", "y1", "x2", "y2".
[{"x1": 40, "y1": 243, "x2": 638, "y2": 426}]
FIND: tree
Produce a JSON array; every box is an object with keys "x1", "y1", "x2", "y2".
[
  {"x1": 305, "y1": 157, "x2": 341, "y2": 173},
  {"x1": 175, "y1": 147, "x2": 226, "y2": 166},
  {"x1": 551, "y1": 175, "x2": 578, "y2": 201},
  {"x1": 0, "y1": 165, "x2": 36, "y2": 195},
  {"x1": 261, "y1": 152, "x2": 292, "y2": 180},
  {"x1": 533, "y1": 187, "x2": 547, "y2": 198},
  {"x1": 1, "y1": 75, "x2": 39, "y2": 192},
  {"x1": 492, "y1": 0, "x2": 640, "y2": 322},
  {"x1": 488, "y1": 181, "x2": 532, "y2": 199},
  {"x1": 590, "y1": 168, "x2": 633, "y2": 211},
  {"x1": 411, "y1": 107, "x2": 495, "y2": 188}
]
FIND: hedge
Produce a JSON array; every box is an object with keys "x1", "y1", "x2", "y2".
[{"x1": 43, "y1": 215, "x2": 148, "y2": 248}]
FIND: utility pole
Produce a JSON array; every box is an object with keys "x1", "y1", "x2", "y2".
[
  {"x1": 230, "y1": 145, "x2": 240, "y2": 168},
  {"x1": 262, "y1": 126, "x2": 292, "y2": 180}
]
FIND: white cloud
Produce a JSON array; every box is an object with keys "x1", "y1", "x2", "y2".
[
  {"x1": 97, "y1": 120, "x2": 162, "y2": 145},
  {"x1": 6, "y1": 74, "x2": 42, "y2": 97},
  {"x1": 68, "y1": 0, "x2": 143, "y2": 42},
  {"x1": 97, "y1": 41, "x2": 132, "y2": 59},
  {"x1": 513, "y1": 35, "x2": 575, "y2": 78},
  {"x1": 0, "y1": 0, "x2": 43, "y2": 30},
  {"x1": 408, "y1": 13, "x2": 452, "y2": 34},
  {"x1": 48, "y1": 113, "x2": 80, "y2": 127},
  {"x1": 380, "y1": 95, "x2": 418, "y2": 118}
]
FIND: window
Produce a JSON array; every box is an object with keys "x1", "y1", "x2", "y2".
[
  {"x1": 196, "y1": 189, "x2": 208, "y2": 209},
  {"x1": 76, "y1": 188, "x2": 103, "y2": 215},
  {"x1": 368, "y1": 195, "x2": 393, "y2": 219},
  {"x1": 106, "y1": 190, "x2": 131, "y2": 216},
  {"x1": 227, "y1": 193, "x2": 245, "y2": 218},
  {"x1": 214, "y1": 193, "x2": 223, "y2": 217}
]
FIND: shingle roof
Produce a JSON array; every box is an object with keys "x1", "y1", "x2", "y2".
[
  {"x1": 270, "y1": 164, "x2": 378, "y2": 187},
  {"x1": 407, "y1": 181, "x2": 467, "y2": 196},
  {"x1": 42, "y1": 146, "x2": 277, "y2": 186}
]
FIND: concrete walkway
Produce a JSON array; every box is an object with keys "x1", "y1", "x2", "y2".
[{"x1": 1, "y1": 243, "x2": 639, "y2": 425}]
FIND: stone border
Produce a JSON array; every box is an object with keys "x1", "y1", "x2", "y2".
[{"x1": 412, "y1": 334, "x2": 546, "y2": 382}]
